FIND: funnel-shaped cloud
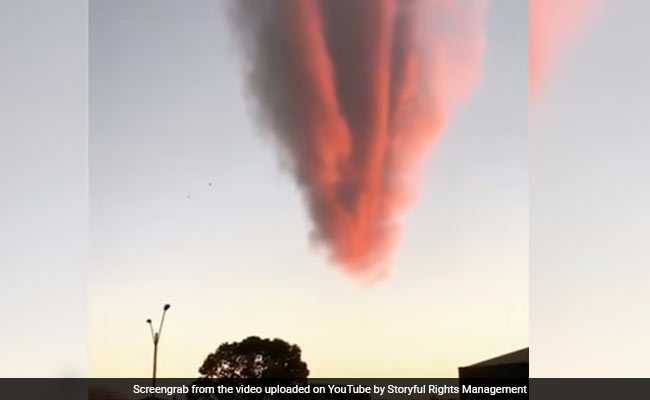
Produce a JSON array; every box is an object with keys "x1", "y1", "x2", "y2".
[{"x1": 230, "y1": 0, "x2": 486, "y2": 279}]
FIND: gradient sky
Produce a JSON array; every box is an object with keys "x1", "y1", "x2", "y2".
[
  {"x1": 530, "y1": 0, "x2": 650, "y2": 377},
  {"x1": 1, "y1": 0, "x2": 87, "y2": 377},
  {"x1": 88, "y1": 0, "x2": 526, "y2": 378}
]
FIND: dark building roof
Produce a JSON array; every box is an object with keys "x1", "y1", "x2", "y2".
[
  {"x1": 462, "y1": 348, "x2": 529, "y2": 369},
  {"x1": 458, "y1": 348, "x2": 529, "y2": 381}
]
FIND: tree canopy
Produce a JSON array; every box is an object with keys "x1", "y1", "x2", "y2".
[{"x1": 198, "y1": 336, "x2": 309, "y2": 379}]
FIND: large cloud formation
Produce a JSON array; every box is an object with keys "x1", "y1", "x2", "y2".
[{"x1": 230, "y1": 0, "x2": 486, "y2": 278}]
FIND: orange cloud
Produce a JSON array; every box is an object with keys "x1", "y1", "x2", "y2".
[{"x1": 232, "y1": 0, "x2": 486, "y2": 279}]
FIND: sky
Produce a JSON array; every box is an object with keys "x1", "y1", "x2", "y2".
[
  {"x1": 88, "y1": 0, "x2": 527, "y2": 378},
  {"x1": 0, "y1": 0, "x2": 87, "y2": 377},
  {"x1": 530, "y1": 0, "x2": 650, "y2": 377}
]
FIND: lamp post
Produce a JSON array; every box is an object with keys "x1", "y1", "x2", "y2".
[{"x1": 146, "y1": 304, "x2": 170, "y2": 387}]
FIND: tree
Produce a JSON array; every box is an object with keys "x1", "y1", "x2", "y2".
[{"x1": 198, "y1": 336, "x2": 309, "y2": 379}]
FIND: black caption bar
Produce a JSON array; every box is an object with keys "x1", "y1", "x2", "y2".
[{"x1": 0, "y1": 378, "x2": 648, "y2": 400}]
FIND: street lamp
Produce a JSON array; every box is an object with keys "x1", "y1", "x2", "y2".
[{"x1": 146, "y1": 304, "x2": 171, "y2": 386}]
